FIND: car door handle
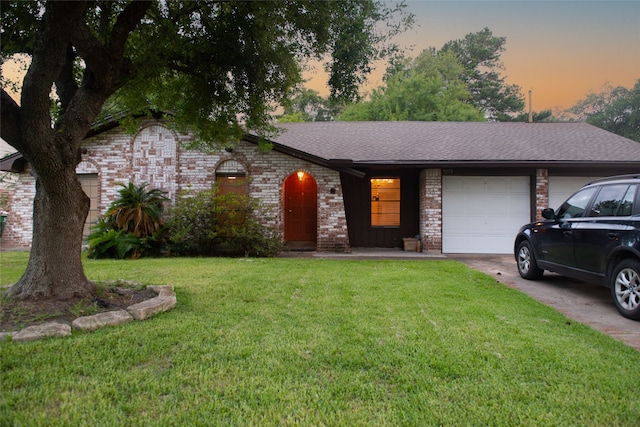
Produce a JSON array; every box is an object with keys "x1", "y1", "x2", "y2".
[
  {"x1": 563, "y1": 231, "x2": 573, "y2": 237},
  {"x1": 608, "y1": 232, "x2": 619, "y2": 240}
]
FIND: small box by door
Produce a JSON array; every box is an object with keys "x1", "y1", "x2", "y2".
[{"x1": 403, "y1": 238, "x2": 418, "y2": 252}]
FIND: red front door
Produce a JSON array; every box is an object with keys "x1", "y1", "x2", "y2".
[{"x1": 284, "y1": 173, "x2": 317, "y2": 244}]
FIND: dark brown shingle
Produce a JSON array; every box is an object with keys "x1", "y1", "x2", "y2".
[{"x1": 268, "y1": 122, "x2": 640, "y2": 165}]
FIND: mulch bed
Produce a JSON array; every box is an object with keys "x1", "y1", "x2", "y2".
[{"x1": 1, "y1": 284, "x2": 157, "y2": 333}]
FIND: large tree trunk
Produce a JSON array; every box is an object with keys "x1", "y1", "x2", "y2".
[
  {"x1": 7, "y1": 155, "x2": 95, "y2": 301},
  {"x1": 2, "y1": 1, "x2": 150, "y2": 301}
]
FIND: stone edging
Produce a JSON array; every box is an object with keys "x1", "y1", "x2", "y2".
[{"x1": 0, "y1": 285, "x2": 176, "y2": 343}]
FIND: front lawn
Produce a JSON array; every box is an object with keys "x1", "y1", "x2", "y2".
[{"x1": 1, "y1": 252, "x2": 638, "y2": 426}]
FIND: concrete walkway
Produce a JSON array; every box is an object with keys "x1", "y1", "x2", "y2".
[{"x1": 283, "y1": 249, "x2": 639, "y2": 351}]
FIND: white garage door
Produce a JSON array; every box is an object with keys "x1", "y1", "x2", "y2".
[
  {"x1": 548, "y1": 176, "x2": 600, "y2": 211},
  {"x1": 443, "y1": 176, "x2": 531, "y2": 254}
]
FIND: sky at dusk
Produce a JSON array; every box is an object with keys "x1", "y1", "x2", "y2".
[
  {"x1": 2, "y1": 1, "x2": 638, "y2": 115},
  {"x1": 307, "y1": 0, "x2": 640, "y2": 112}
]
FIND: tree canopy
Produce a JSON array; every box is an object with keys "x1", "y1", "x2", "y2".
[
  {"x1": 339, "y1": 48, "x2": 484, "y2": 121},
  {"x1": 278, "y1": 88, "x2": 341, "y2": 122},
  {"x1": 569, "y1": 80, "x2": 640, "y2": 142},
  {"x1": 502, "y1": 108, "x2": 555, "y2": 123},
  {"x1": 440, "y1": 27, "x2": 524, "y2": 120},
  {"x1": 335, "y1": 28, "x2": 524, "y2": 122},
  {"x1": 0, "y1": 0, "x2": 411, "y2": 300}
]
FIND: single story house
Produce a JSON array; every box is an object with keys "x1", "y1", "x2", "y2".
[{"x1": 2, "y1": 119, "x2": 640, "y2": 254}]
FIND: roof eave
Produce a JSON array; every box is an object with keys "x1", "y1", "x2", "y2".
[
  {"x1": 242, "y1": 134, "x2": 366, "y2": 178},
  {"x1": 342, "y1": 160, "x2": 640, "y2": 169},
  {"x1": 0, "y1": 152, "x2": 26, "y2": 173}
]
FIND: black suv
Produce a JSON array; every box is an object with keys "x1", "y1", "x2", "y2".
[{"x1": 514, "y1": 174, "x2": 640, "y2": 320}]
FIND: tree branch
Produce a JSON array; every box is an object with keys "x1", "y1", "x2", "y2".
[
  {"x1": 110, "y1": 1, "x2": 152, "y2": 57},
  {"x1": 71, "y1": 1, "x2": 151, "y2": 89},
  {"x1": 54, "y1": 1, "x2": 151, "y2": 144},
  {"x1": 20, "y1": 1, "x2": 88, "y2": 151}
]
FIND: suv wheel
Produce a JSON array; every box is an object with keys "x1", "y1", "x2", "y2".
[
  {"x1": 611, "y1": 259, "x2": 640, "y2": 320},
  {"x1": 516, "y1": 240, "x2": 544, "y2": 280}
]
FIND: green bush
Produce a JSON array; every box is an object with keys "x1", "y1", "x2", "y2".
[
  {"x1": 166, "y1": 188, "x2": 284, "y2": 257},
  {"x1": 87, "y1": 183, "x2": 168, "y2": 259},
  {"x1": 165, "y1": 189, "x2": 219, "y2": 255}
]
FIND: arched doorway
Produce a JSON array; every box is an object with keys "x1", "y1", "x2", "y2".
[{"x1": 284, "y1": 171, "x2": 317, "y2": 249}]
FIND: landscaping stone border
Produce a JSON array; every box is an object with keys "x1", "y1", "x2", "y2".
[{"x1": 1, "y1": 285, "x2": 176, "y2": 343}]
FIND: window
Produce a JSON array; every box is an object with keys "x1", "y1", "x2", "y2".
[
  {"x1": 215, "y1": 160, "x2": 247, "y2": 196},
  {"x1": 589, "y1": 184, "x2": 636, "y2": 217},
  {"x1": 371, "y1": 178, "x2": 400, "y2": 227},
  {"x1": 215, "y1": 160, "x2": 248, "y2": 236},
  {"x1": 78, "y1": 174, "x2": 99, "y2": 237},
  {"x1": 556, "y1": 187, "x2": 598, "y2": 219},
  {"x1": 618, "y1": 185, "x2": 636, "y2": 216}
]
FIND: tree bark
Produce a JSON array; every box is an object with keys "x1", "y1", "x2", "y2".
[
  {"x1": 4, "y1": 3, "x2": 93, "y2": 301},
  {"x1": 3, "y1": 1, "x2": 151, "y2": 301},
  {"x1": 7, "y1": 168, "x2": 94, "y2": 300}
]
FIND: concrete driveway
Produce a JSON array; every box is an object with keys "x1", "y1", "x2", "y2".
[{"x1": 449, "y1": 254, "x2": 640, "y2": 352}]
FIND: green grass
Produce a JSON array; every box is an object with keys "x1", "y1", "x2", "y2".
[{"x1": 1, "y1": 251, "x2": 639, "y2": 426}]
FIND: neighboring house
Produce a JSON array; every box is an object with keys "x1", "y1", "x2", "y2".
[{"x1": 2, "y1": 119, "x2": 640, "y2": 254}]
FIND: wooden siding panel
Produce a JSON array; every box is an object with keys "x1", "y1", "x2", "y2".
[{"x1": 341, "y1": 170, "x2": 420, "y2": 248}]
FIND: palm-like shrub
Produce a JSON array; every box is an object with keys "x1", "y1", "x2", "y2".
[
  {"x1": 107, "y1": 182, "x2": 168, "y2": 237},
  {"x1": 87, "y1": 183, "x2": 168, "y2": 259}
]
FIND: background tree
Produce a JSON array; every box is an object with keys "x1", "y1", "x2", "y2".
[
  {"x1": 278, "y1": 88, "x2": 341, "y2": 122},
  {"x1": 504, "y1": 109, "x2": 555, "y2": 123},
  {"x1": 338, "y1": 48, "x2": 484, "y2": 121},
  {"x1": 569, "y1": 80, "x2": 640, "y2": 142},
  {"x1": 440, "y1": 27, "x2": 524, "y2": 120},
  {"x1": 337, "y1": 28, "x2": 525, "y2": 122},
  {"x1": 0, "y1": 0, "x2": 412, "y2": 301}
]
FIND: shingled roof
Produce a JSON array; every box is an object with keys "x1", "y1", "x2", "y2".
[
  {"x1": 3, "y1": 120, "x2": 640, "y2": 173},
  {"x1": 265, "y1": 122, "x2": 640, "y2": 168}
]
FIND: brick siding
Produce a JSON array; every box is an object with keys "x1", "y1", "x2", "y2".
[
  {"x1": 419, "y1": 168, "x2": 442, "y2": 253},
  {"x1": 0, "y1": 169, "x2": 35, "y2": 249},
  {"x1": 1, "y1": 120, "x2": 562, "y2": 253},
  {"x1": 535, "y1": 169, "x2": 549, "y2": 220},
  {"x1": 2, "y1": 119, "x2": 349, "y2": 252}
]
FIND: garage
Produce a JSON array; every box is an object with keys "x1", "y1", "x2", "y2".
[
  {"x1": 442, "y1": 176, "x2": 531, "y2": 254},
  {"x1": 548, "y1": 176, "x2": 600, "y2": 211}
]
